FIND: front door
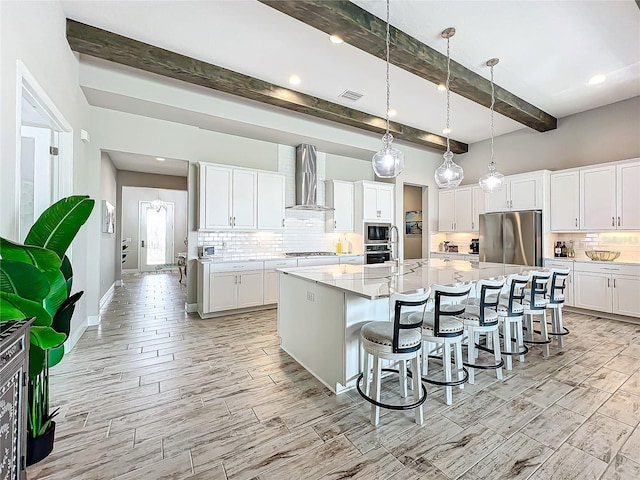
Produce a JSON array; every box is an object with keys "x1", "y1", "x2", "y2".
[{"x1": 139, "y1": 201, "x2": 175, "y2": 272}]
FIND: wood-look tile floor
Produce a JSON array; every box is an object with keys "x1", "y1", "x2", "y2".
[{"x1": 28, "y1": 272, "x2": 640, "y2": 480}]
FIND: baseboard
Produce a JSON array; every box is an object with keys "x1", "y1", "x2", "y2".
[
  {"x1": 122, "y1": 268, "x2": 138, "y2": 274},
  {"x1": 87, "y1": 314, "x2": 101, "y2": 326},
  {"x1": 565, "y1": 307, "x2": 639, "y2": 325},
  {"x1": 65, "y1": 319, "x2": 87, "y2": 353},
  {"x1": 185, "y1": 303, "x2": 198, "y2": 313},
  {"x1": 115, "y1": 280, "x2": 122, "y2": 287},
  {"x1": 99, "y1": 283, "x2": 115, "y2": 309}
]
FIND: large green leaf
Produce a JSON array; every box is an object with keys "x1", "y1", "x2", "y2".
[
  {"x1": 0, "y1": 260, "x2": 50, "y2": 302},
  {"x1": 30, "y1": 325, "x2": 66, "y2": 349},
  {"x1": 61, "y1": 255, "x2": 73, "y2": 295},
  {"x1": 52, "y1": 291, "x2": 83, "y2": 337},
  {"x1": 48, "y1": 345, "x2": 64, "y2": 369},
  {"x1": 25, "y1": 196, "x2": 95, "y2": 259},
  {"x1": 0, "y1": 238, "x2": 62, "y2": 271},
  {"x1": 0, "y1": 292, "x2": 52, "y2": 326},
  {"x1": 29, "y1": 345, "x2": 45, "y2": 378}
]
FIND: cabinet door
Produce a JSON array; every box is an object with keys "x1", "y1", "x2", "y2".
[
  {"x1": 209, "y1": 272, "x2": 238, "y2": 311},
  {"x1": 564, "y1": 273, "x2": 574, "y2": 307},
  {"x1": 334, "y1": 181, "x2": 354, "y2": 232},
  {"x1": 232, "y1": 170, "x2": 257, "y2": 229},
  {"x1": 580, "y1": 165, "x2": 616, "y2": 230},
  {"x1": 438, "y1": 190, "x2": 455, "y2": 232},
  {"x1": 363, "y1": 184, "x2": 379, "y2": 220},
  {"x1": 257, "y1": 172, "x2": 285, "y2": 230},
  {"x1": 485, "y1": 183, "x2": 509, "y2": 212},
  {"x1": 612, "y1": 275, "x2": 640, "y2": 317},
  {"x1": 454, "y1": 187, "x2": 473, "y2": 232},
  {"x1": 510, "y1": 176, "x2": 540, "y2": 210},
  {"x1": 550, "y1": 171, "x2": 580, "y2": 231},
  {"x1": 237, "y1": 271, "x2": 264, "y2": 308},
  {"x1": 202, "y1": 165, "x2": 232, "y2": 229},
  {"x1": 472, "y1": 186, "x2": 486, "y2": 232},
  {"x1": 377, "y1": 185, "x2": 394, "y2": 222},
  {"x1": 263, "y1": 270, "x2": 279, "y2": 304},
  {"x1": 573, "y1": 271, "x2": 612, "y2": 313},
  {"x1": 617, "y1": 162, "x2": 640, "y2": 230}
]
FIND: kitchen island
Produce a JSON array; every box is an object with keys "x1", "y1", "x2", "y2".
[{"x1": 277, "y1": 259, "x2": 526, "y2": 394}]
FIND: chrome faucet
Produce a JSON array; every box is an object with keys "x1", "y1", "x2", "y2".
[{"x1": 389, "y1": 225, "x2": 400, "y2": 268}]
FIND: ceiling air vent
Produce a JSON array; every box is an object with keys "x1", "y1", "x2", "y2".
[{"x1": 339, "y1": 89, "x2": 363, "y2": 101}]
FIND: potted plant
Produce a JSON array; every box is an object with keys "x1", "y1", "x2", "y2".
[{"x1": 0, "y1": 195, "x2": 94, "y2": 464}]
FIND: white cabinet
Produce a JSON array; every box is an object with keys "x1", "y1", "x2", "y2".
[
  {"x1": 257, "y1": 172, "x2": 285, "y2": 230},
  {"x1": 198, "y1": 261, "x2": 264, "y2": 315},
  {"x1": 199, "y1": 163, "x2": 257, "y2": 230},
  {"x1": 263, "y1": 259, "x2": 298, "y2": 305},
  {"x1": 236, "y1": 270, "x2": 265, "y2": 308},
  {"x1": 339, "y1": 254, "x2": 364, "y2": 265},
  {"x1": 438, "y1": 186, "x2": 483, "y2": 232},
  {"x1": 573, "y1": 262, "x2": 640, "y2": 317},
  {"x1": 545, "y1": 259, "x2": 574, "y2": 307},
  {"x1": 472, "y1": 186, "x2": 486, "y2": 233},
  {"x1": 550, "y1": 171, "x2": 580, "y2": 231},
  {"x1": 297, "y1": 256, "x2": 340, "y2": 267},
  {"x1": 580, "y1": 161, "x2": 640, "y2": 231},
  {"x1": 485, "y1": 172, "x2": 546, "y2": 213},
  {"x1": 438, "y1": 190, "x2": 455, "y2": 232},
  {"x1": 326, "y1": 180, "x2": 354, "y2": 233},
  {"x1": 355, "y1": 181, "x2": 394, "y2": 223}
]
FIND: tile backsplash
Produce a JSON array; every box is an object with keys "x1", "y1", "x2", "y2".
[
  {"x1": 552, "y1": 232, "x2": 640, "y2": 262},
  {"x1": 197, "y1": 145, "x2": 358, "y2": 256},
  {"x1": 430, "y1": 232, "x2": 477, "y2": 253}
]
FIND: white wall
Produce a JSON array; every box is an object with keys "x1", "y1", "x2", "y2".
[
  {"x1": 100, "y1": 152, "x2": 118, "y2": 299},
  {"x1": 0, "y1": 0, "x2": 95, "y2": 343},
  {"x1": 458, "y1": 96, "x2": 640, "y2": 184}
]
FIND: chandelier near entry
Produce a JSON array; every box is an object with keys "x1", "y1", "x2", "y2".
[
  {"x1": 371, "y1": 0, "x2": 404, "y2": 178},
  {"x1": 434, "y1": 27, "x2": 463, "y2": 189},
  {"x1": 151, "y1": 197, "x2": 166, "y2": 212},
  {"x1": 479, "y1": 58, "x2": 505, "y2": 193}
]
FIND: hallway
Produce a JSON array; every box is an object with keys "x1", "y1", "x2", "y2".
[{"x1": 28, "y1": 272, "x2": 640, "y2": 479}]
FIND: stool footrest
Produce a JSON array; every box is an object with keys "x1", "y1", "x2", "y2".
[
  {"x1": 541, "y1": 322, "x2": 570, "y2": 337},
  {"x1": 418, "y1": 356, "x2": 469, "y2": 386},
  {"x1": 356, "y1": 369, "x2": 428, "y2": 411},
  {"x1": 498, "y1": 334, "x2": 529, "y2": 356}
]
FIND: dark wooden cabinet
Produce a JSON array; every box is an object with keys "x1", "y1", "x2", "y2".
[{"x1": 0, "y1": 319, "x2": 31, "y2": 480}]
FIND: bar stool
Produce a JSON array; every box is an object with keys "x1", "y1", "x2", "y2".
[
  {"x1": 416, "y1": 283, "x2": 471, "y2": 406},
  {"x1": 546, "y1": 267, "x2": 571, "y2": 348},
  {"x1": 522, "y1": 270, "x2": 551, "y2": 357},
  {"x1": 357, "y1": 289, "x2": 430, "y2": 426},
  {"x1": 496, "y1": 273, "x2": 530, "y2": 370},
  {"x1": 460, "y1": 278, "x2": 505, "y2": 384}
]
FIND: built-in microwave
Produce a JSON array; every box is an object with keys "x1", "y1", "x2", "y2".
[{"x1": 364, "y1": 223, "x2": 391, "y2": 244}]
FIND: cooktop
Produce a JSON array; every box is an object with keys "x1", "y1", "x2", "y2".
[{"x1": 285, "y1": 251, "x2": 337, "y2": 257}]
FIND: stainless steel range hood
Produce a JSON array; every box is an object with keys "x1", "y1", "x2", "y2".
[{"x1": 286, "y1": 144, "x2": 334, "y2": 211}]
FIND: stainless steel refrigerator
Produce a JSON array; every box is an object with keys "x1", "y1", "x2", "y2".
[{"x1": 479, "y1": 210, "x2": 543, "y2": 266}]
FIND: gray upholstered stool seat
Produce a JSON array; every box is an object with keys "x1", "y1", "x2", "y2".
[
  {"x1": 497, "y1": 301, "x2": 524, "y2": 315},
  {"x1": 522, "y1": 296, "x2": 549, "y2": 308},
  {"x1": 410, "y1": 312, "x2": 464, "y2": 335},
  {"x1": 458, "y1": 305, "x2": 499, "y2": 325},
  {"x1": 361, "y1": 322, "x2": 422, "y2": 350}
]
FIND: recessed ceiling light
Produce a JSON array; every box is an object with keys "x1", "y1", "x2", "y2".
[
  {"x1": 329, "y1": 34, "x2": 343, "y2": 44},
  {"x1": 155, "y1": 157, "x2": 165, "y2": 161},
  {"x1": 289, "y1": 75, "x2": 301, "y2": 85},
  {"x1": 587, "y1": 74, "x2": 606, "y2": 85},
  {"x1": 437, "y1": 83, "x2": 447, "y2": 92},
  {"x1": 387, "y1": 108, "x2": 397, "y2": 117},
  {"x1": 442, "y1": 128, "x2": 452, "y2": 135}
]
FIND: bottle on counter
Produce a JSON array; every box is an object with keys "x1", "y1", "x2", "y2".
[
  {"x1": 554, "y1": 242, "x2": 562, "y2": 257},
  {"x1": 336, "y1": 238, "x2": 343, "y2": 254},
  {"x1": 567, "y1": 240, "x2": 575, "y2": 258},
  {"x1": 561, "y1": 242, "x2": 567, "y2": 257}
]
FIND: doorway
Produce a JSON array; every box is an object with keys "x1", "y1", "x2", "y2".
[
  {"x1": 139, "y1": 200, "x2": 175, "y2": 272},
  {"x1": 403, "y1": 184, "x2": 426, "y2": 260}
]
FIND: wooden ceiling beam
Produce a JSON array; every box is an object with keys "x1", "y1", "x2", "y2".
[
  {"x1": 259, "y1": 0, "x2": 557, "y2": 132},
  {"x1": 66, "y1": 19, "x2": 467, "y2": 154}
]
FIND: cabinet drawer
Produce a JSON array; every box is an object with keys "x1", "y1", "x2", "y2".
[
  {"x1": 209, "y1": 261, "x2": 264, "y2": 272},
  {"x1": 339, "y1": 255, "x2": 364, "y2": 265},
  {"x1": 264, "y1": 259, "x2": 298, "y2": 269},
  {"x1": 573, "y1": 262, "x2": 640, "y2": 276},
  {"x1": 545, "y1": 260, "x2": 574, "y2": 270}
]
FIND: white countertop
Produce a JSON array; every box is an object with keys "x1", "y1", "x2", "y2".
[
  {"x1": 197, "y1": 253, "x2": 362, "y2": 264},
  {"x1": 280, "y1": 259, "x2": 527, "y2": 300},
  {"x1": 545, "y1": 257, "x2": 640, "y2": 266}
]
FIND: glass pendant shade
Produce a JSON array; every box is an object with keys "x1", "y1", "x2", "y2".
[
  {"x1": 434, "y1": 150, "x2": 463, "y2": 188},
  {"x1": 478, "y1": 163, "x2": 504, "y2": 193},
  {"x1": 372, "y1": 133, "x2": 404, "y2": 178}
]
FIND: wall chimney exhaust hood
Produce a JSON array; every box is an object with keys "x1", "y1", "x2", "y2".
[{"x1": 286, "y1": 144, "x2": 334, "y2": 211}]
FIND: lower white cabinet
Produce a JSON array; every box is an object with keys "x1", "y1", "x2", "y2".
[
  {"x1": 573, "y1": 262, "x2": 640, "y2": 317},
  {"x1": 339, "y1": 254, "x2": 364, "y2": 265},
  {"x1": 209, "y1": 269, "x2": 264, "y2": 312},
  {"x1": 545, "y1": 259, "x2": 574, "y2": 307},
  {"x1": 298, "y1": 257, "x2": 340, "y2": 267},
  {"x1": 264, "y1": 259, "x2": 298, "y2": 305}
]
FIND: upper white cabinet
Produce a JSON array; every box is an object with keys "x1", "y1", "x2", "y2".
[
  {"x1": 438, "y1": 186, "x2": 484, "y2": 232},
  {"x1": 550, "y1": 171, "x2": 580, "y2": 231},
  {"x1": 325, "y1": 180, "x2": 354, "y2": 233},
  {"x1": 355, "y1": 181, "x2": 394, "y2": 223},
  {"x1": 199, "y1": 163, "x2": 257, "y2": 230},
  {"x1": 579, "y1": 160, "x2": 640, "y2": 230},
  {"x1": 485, "y1": 172, "x2": 546, "y2": 213},
  {"x1": 257, "y1": 172, "x2": 285, "y2": 230}
]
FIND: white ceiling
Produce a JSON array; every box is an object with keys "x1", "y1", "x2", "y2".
[
  {"x1": 105, "y1": 150, "x2": 189, "y2": 177},
  {"x1": 61, "y1": 0, "x2": 640, "y2": 175}
]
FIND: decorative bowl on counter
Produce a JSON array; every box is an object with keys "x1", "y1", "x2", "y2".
[{"x1": 585, "y1": 250, "x2": 620, "y2": 261}]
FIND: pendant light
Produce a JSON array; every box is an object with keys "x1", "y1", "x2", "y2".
[
  {"x1": 434, "y1": 27, "x2": 463, "y2": 189},
  {"x1": 371, "y1": 0, "x2": 404, "y2": 178},
  {"x1": 479, "y1": 58, "x2": 505, "y2": 193}
]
